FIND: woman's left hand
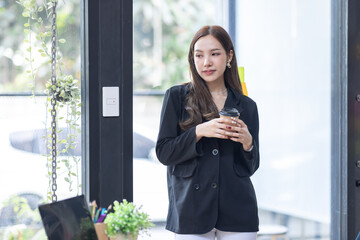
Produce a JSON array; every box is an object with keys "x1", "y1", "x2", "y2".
[{"x1": 225, "y1": 118, "x2": 253, "y2": 151}]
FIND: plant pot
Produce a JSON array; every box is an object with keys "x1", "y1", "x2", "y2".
[
  {"x1": 94, "y1": 223, "x2": 109, "y2": 240},
  {"x1": 110, "y1": 233, "x2": 138, "y2": 240}
]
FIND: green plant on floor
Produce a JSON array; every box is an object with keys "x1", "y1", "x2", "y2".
[
  {"x1": 18, "y1": 0, "x2": 81, "y2": 200},
  {"x1": 0, "y1": 195, "x2": 46, "y2": 240},
  {"x1": 104, "y1": 199, "x2": 154, "y2": 240}
]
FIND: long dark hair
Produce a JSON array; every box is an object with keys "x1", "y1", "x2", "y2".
[{"x1": 180, "y1": 25, "x2": 243, "y2": 130}]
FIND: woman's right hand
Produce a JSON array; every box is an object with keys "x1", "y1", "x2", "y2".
[{"x1": 195, "y1": 118, "x2": 232, "y2": 142}]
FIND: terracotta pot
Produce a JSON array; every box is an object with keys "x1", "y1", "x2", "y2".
[
  {"x1": 94, "y1": 223, "x2": 109, "y2": 240},
  {"x1": 110, "y1": 234, "x2": 138, "y2": 240}
]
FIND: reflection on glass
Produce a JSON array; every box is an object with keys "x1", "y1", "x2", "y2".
[{"x1": 0, "y1": 0, "x2": 81, "y2": 238}]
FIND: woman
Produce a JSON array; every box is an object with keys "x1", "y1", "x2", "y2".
[{"x1": 156, "y1": 25, "x2": 260, "y2": 240}]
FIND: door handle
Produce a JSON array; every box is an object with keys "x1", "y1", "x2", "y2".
[{"x1": 356, "y1": 180, "x2": 360, "y2": 187}]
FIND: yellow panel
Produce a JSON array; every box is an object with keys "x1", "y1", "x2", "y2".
[
  {"x1": 238, "y1": 66, "x2": 245, "y2": 83},
  {"x1": 238, "y1": 66, "x2": 248, "y2": 96},
  {"x1": 241, "y1": 82, "x2": 248, "y2": 96}
]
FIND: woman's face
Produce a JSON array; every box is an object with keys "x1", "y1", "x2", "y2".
[{"x1": 193, "y1": 35, "x2": 232, "y2": 85}]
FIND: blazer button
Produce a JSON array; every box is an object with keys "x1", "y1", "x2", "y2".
[
  {"x1": 211, "y1": 183, "x2": 217, "y2": 189},
  {"x1": 194, "y1": 184, "x2": 200, "y2": 190},
  {"x1": 212, "y1": 149, "x2": 219, "y2": 156}
]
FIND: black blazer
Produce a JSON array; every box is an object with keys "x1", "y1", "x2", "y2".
[{"x1": 156, "y1": 84, "x2": 260, "y2": 234}]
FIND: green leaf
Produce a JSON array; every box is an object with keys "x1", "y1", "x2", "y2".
[
  {"x1": 24, "y1": 29, "x2": 30, "y2": 34},
  {"x1": 58, "y1": 39, "x2": 66, "y2": 43},
  {"x1": 24, "y1": 23, "x2": 30, "y2": 27}
]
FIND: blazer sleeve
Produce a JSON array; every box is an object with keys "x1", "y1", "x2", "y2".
[
  {"x1": 240, "y1": 102, "x2": 260, "y2": 176},
  {"x1": 156, "y1": 87, "x2": 202, "y2": 166}
]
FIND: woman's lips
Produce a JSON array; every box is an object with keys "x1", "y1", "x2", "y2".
[{"x1": 203, "y1": 70, "x2": 215, "y2": 75}]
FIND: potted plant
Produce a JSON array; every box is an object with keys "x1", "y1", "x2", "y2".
[{"x1": 104, "y1": 199, "x2": 154, "y2": 240}]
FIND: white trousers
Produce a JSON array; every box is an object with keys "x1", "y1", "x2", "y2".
[{"x1": 174, "y1": 229, "x2": 257, "y2": 240}]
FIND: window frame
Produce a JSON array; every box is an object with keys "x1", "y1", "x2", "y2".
[{"x1": 82, "y1": 0, "x2": 133, "y2": 207}]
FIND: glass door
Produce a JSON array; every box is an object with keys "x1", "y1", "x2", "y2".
[
  {"x1": 132, "y1": 0, "x2": 226, "y2": 238},
  {"x1": 236, "y1": 0, "x2": 331, "y2": 239}
]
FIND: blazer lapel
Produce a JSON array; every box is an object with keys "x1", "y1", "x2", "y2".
[{"x1": 224, "y1": 87, "x2": 244, "y2": 117}]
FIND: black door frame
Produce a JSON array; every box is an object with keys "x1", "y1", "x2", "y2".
[
  {"x1": 82, "y1": 0, "x2": 133, "y2": 208},
  {"x1": 332, "y1": 0, "x2": 360, "y2": 239}
]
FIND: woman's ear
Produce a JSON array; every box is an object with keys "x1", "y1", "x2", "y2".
[{"x1": 228, "y1": 50, "x2": 234, "y2": 63}]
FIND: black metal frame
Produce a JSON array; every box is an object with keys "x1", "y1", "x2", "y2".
[
  {"x1": 82, "y1": 0, "x2": 133, "y2": 208},
  {"x1": 346, "y1": 0, "x2": 360, "y2": 238},
  {"x1": 332, "y1": 0, "x2": 360, "y2": 239},
  {"x1": 228, "y1": 0, "x2": 236, "y2": 50}
]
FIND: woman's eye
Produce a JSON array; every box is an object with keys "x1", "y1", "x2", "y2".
[
  {"x1": 195, "y1": 54, "x2": 202, "y2": 58},
  {"x1": 212, "y1": 52, "x2": 220, "y2": 56}
]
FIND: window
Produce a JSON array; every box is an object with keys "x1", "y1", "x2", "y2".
[
  {"x1": 236, "y1": 1, "x2": 331, "y2": 238},
  {"x1": 0, "y1": 1, "x2": 81, "y2": 237},
  {"x1": 132, "y1": 0, "x2": 225, "y2": 236}
]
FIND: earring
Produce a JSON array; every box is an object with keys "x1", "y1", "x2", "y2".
[{"x1": 227, "y1": 61, "x2": 231, "y2": 69}]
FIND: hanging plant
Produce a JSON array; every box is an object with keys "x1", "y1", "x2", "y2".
[
  {"x1": 45, "y1": 73, "x2": 81, "y2": 196},
  {"x1": 46, "y1": 74, "x2": 79, "y2": 103},
  {"x1": 18, "y1": 0, "x2": 81, "y2": 201}
]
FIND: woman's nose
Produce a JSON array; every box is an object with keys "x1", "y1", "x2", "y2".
[{"x1": 203, "y1": 56, "x2": 212, "y2": 66}]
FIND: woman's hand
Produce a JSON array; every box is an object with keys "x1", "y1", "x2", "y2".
[
  {"x1": 195, "y1": 118, "x2": 233, "y2": 142},
  {"x1": 195, "y1": 118, "x2": 253, "y2": 151},
  {"x1": 226, "y1": 118, "x2": 253, "y2": 150}
]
